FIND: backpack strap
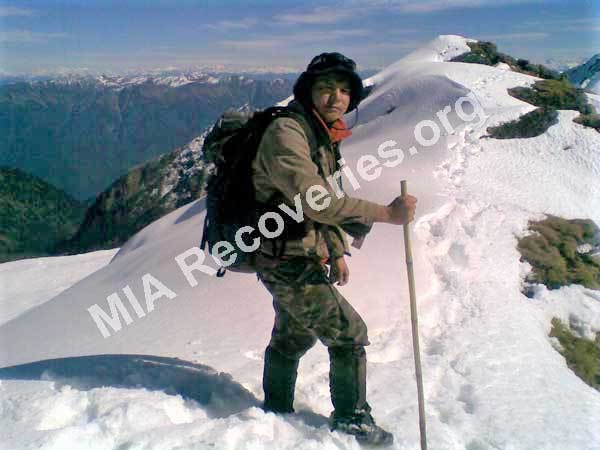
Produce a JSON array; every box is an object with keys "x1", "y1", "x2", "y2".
[
  {"x1": 261, "y1": 107, "x2": 327, "y2": 258},
  {"x1": 200, "y1": 213, "x2": 209, "y2": 250},
  {"x1": 257, "y1": 106, "x2": 323, "y2": 210},
  {"x1": 257, "y1": 106, "x2": 320, "y2": 166},
  {"x1": 285, "y1": 110, "x2": 328, "y2": 242},
  {"x1": 248, "y1": 107, "x2": 320, "y2": 260},
  {"x1": 278, "y1": 109, "x2": 322, "y2": 177}
]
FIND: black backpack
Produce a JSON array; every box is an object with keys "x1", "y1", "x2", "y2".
[{"x1": 200, "y1": 106, "x2": 318, "y2": 277}]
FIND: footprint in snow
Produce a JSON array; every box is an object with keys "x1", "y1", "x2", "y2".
[{"x1": 457, "y1": 384, "x2": 476, "y2": 414}]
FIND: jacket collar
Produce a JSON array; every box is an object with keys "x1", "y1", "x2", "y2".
[
  {"x1": 287, "y1": 100, "x2": 352, "y2": 144},
  {"x1": 311, "y1": 108, "x2": 352, "y2": 144}
]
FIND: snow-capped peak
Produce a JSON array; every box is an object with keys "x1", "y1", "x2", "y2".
[
  {"x1": 365, "y1": 35, "x2": 474, "y2": 87},
  {"x1": 565, "y1": 53, "x2": 600, "y2": 94}
]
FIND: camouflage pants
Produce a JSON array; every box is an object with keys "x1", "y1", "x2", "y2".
[
  {"x1": 257, "y1": 256, "x2": 370, "y2": 416},
  {"x1": 257, "y1": 257, "x2": 370, "y2": 357}
]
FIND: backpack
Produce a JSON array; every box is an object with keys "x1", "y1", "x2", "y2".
[{"x1": 200, "y1": 106, "x2": 318, "y2": 277}]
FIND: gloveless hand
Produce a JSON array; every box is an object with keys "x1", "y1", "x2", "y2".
[
  {"x1": 329, "y1": 256, "x2": 350, "y2": 286},
  {"x1": 387, "y1": 194, "x2": 418, "y2": 225}
]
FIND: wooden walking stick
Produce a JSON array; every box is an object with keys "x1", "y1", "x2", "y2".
[{"x1": 401, "y1": 180, "x2": 428, "y2": 450}]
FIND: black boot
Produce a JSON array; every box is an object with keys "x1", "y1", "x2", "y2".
[
  {"x1": 262, "y1": 345, "x2": 299, "y2": 414},
  {"x1": 328, "y1": 346, "x2": 393, "y2": 447},
  {"x1": 330, "y1": 408, "x2": 394, "y2": 447},
  {"x1": 329, "y1": 346, "x2": 369, "y2": 417}
]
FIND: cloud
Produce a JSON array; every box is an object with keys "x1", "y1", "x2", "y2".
[
  {"x1": 0, "y1": 30, "x2": 70, "y2": 44},
  {"x1": 399, "y1": 0, "x2": 486, "y2": 13},
  {"x1": 275, "y1": 8, "x2": 355, "y2": 25},
  {"x1": 221, "y1": 39, "x2": 282, "y2": 50},
  {"x1": 535, "y1": 17, "x2": 600, "y2": 33},
  {"x1": 291, "y1": 29, "x2": 371, "y2": 42},
  {"x1": 208, "y1": 8, "x2": 356, "y2": 32},
  {"x1": 361, "y1": 40, "x2": 424, "y2": 50},
  {"x1": 207, "y1": 18, "x2": 259, "y2": 31},
  {"x1": 514, "y1": 16, "x2": 600, "y2": 32},
  {"x1": 352, "y1": 0, "x2": 545, "y2": 13},
  {"x1": 558, "y1": 18, "x2": 600, "y2": 25},
  {"x1": 560, "y1": 25, "x2": 600, "y2": 32},
  {"x1": 0, "y1": 6, "x2": 35, "y2": 17},
  {"x1": 475, "y1": 32, "x2": 550, "y2": 41},
  {"x1": 221, "y1": 29, "x2": 371, "y2": 50}
]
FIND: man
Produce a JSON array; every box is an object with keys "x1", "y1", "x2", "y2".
[{"x1": 252, "y1": 52, "x2": 417, "y2": 446}]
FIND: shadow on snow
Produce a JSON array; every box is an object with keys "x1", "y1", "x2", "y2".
[{"x1": 0, "y1": 354, "x2": 259, "y2": 418}]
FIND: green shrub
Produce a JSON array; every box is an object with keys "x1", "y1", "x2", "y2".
[
  {"x1": 509, "y1": 79, "x2": 590, "y2": 113},
  {"x1": 451, "y1": 41, "x2": 500, "y2": 66},
  {"x1": 500, "y1": 79, "x2": 598, "y2": 133},
  {"x1": 518, "y1": 216, "x2": 600, "y2": 290},
  {"x1": 451, "y1": 41, "x2": 559, "y2": 80},
  {"x1": 574, "y1": 113, "x2": 600, "y2": 131},
  {"x1": 487, "y1": 108, "x2": 558, "y2": 138},
  {"x1": 451, "y1": 41, "x2": 600, "y2": 133},
  {"x1": 550, "y1": 318, "x2": 600, "y2": 389}
]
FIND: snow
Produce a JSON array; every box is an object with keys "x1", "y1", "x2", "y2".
[
  {"x1": 154, "y1": 75, "x2": 196, "y2": 87},
  {"x1": 36, "y1": 72, "x2": 225, "y2": 90},
  {"x1": 587, "y1": 92, "x2": 600, "y2": 113},
  {"x1": 96, "y1": 75, "x2": 151, "y2": 89},
  {"x1": 566, "y1": 54, "x2": 600, "y2": 94},
  {"x1": 494, "y1": 62, "x2": 511, "y2": 71},
  {"x1": 577, "y1": 243, "x2": 594, "y2": 254},
  {"x1": 0, "y1": 250, "x2": 118, "y2": 327},
  {"x1": 154, "y1": 74, "x2": 222, "y2": 88},
  {"x1": 583, "y1": 77, "x2": 600, "y2": 94},
  {"x1": 158, "y1": 133, "x2": 207, "y2": 206},
  {"x1": 1, "y1": 35, "x2": 600, "y2": 450}
]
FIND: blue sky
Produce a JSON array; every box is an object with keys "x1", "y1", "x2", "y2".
[{"x1": 0, "y1": 0, "x2": 598, "y2": 74}]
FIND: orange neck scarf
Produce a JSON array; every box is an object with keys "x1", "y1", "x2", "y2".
[{"x1": 312, "y1": 108, "x2": 352, "y2": 143}]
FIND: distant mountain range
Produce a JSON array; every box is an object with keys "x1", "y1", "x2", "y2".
[
  {"x1": 0, "y1": 72, "x2": 294, "y2": 202},
  {"x1": 543, "y1": 57, "x2": 589, "y2": 73},
  {"x1": 564, "y1": 54, "x2": 600, "y2": 94},
  {"x1": 55, "y1": 132, "x2": 209, "y2": 255}
]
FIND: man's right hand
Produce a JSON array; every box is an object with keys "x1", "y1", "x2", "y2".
[{"x1": 386, "y1": 194, "x2": 417, "y2": 225}]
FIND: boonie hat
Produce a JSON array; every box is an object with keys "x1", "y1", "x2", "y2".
[{"x1": 293, "y1": 52, "x2": 365, "y2": 112}]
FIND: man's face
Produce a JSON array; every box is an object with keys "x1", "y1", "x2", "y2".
[{"x1": 310, "y1": 73, "x2": 351, "y2": 124}]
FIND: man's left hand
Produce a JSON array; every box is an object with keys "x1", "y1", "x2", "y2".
[{"x1": 329, "y1": 256, "x2": 349, "y2": 286}]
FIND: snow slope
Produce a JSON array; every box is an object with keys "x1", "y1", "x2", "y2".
[
  {"x1": 0, "y1": 250, "x2": 118, "y2": 327},
  {"x1": 1, "y1": 35, "x2": 600, "y2": 450}
]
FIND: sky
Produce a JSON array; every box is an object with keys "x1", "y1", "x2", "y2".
[{"x1": 0, "y1": 0, "x2": 598, "y2": 75}]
